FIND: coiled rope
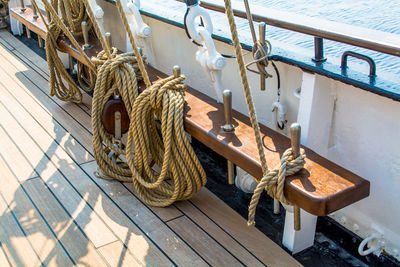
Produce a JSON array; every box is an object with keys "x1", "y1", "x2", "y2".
[
  {"x1": 89, "y1": 0, "x2": 206, "y2": 206},
  {"x1": 222, "y1": 0, "x2": 306, "y2": 226},
  {"x1": 126, "y1": 75, "x2": 207, "y2": 207},
  {"x1": 32, "y1": 0, "x2": 96, "y2": 103},
  {"x1": 84, "y1": 0, "x2": 144, "y2": 181}
]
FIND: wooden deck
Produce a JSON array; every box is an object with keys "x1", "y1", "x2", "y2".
[{"x1": 0, "y1": 31, "x2": 300, "y2": 266}]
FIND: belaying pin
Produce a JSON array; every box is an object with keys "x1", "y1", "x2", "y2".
[
  {"x1": 222, "y1": 90, "x2": 235, "y2": 184},
  {"x1": 259, "y1": 23, "x2": 266, "y2": 91},
  {"x1": 290, "y1": 123, "x2": 301, "y2": 231},
  {"x1": 81, "y1": 21, "x2": 92, "y2": 49},
  {"x1": 105, "y1": 32, "x2": 112, "y2": 49}
]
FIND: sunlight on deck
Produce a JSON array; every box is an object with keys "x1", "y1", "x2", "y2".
[{"x1": 0, "y1": 30, "x2": 300, "y2": 266}]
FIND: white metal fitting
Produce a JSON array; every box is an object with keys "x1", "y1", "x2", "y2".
[
  {"x1": 86, "y1": 0, "x2": 105, "y2": 35},
  {"x1": 121, "y1": 0, "x2": 151, "y2": 38},
  {"x1": 186, "y1": 4, "x2": 226, "y2": 103},
  {"x1": 235, "y1": 167, "x2": 257, "y2": 193},
  {"x1": 272, "y1": 101, "x2": 287, "y2": 130},
  {"x1": 358, "y1": 225, "x2": 385, "y2": 257}
]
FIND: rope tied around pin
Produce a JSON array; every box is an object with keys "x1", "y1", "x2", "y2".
[
  {"x1": 222, "y1": 0, "x2": 306, "y2": 226},
  {"x1": 245, "y1": 39, "x2": 273, "y2": 78},
  {"x1": 247, "y1": 148, "x2": 306, "y2": 226},
  {"x1": 126, "y1": 74, "x2": 207, "y2": 207}
]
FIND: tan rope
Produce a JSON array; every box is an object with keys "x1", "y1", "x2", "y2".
[
  {"x1": 126, "y1": 75, "x2": 207, "y2": 207},
  {"x1": 32, "y1": 0, "x2": 96, "y2": 103},
  {"x1": 222, "y1": 0, "x2": 306, "y2": 226},
  {"x1": 91, "y1": 48, "x2": 143, "y2": 181},
  {"x1": 89, "y1": 0, "x2": 206, "y2": 206},
  {"x1": 83, "y1": 0, "x2": 145, "y2": 181}
]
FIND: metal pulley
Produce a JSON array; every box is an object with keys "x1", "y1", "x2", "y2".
[{"x1": 101, "y1": 95, "x2": 130, "y2": 136}]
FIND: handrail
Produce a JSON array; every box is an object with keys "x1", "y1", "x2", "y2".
[{"x1": 175, "y1": 0, "x2": 400, "y2": 58}]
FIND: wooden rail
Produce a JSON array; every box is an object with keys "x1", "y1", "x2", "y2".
[{"x1": 10, "y1": 6, "x2": 370, "y2": 216}]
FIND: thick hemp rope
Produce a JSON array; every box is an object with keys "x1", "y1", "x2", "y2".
[
  {"x1": 90, "y1": 0, "x2": 207, "y2": 206},
  {"x1": 83, "y1": 0, "x2": 145, "y2": 181},
  {"x1": 33, "y1": 0, "x2": 96, "y2": 103},
  {"x1": 126, "y1": 75, "x2": 207, "y2": 207},
  {"x1": 222, "y1": 0, "x2": 306, "y2": 226}
]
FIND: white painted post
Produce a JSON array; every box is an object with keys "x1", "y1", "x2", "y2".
[
  {"x1": 281, "y1": 71, "x2": 319, "y2": 254},
  {"x1": 282, "y1": 204, "x2": 318, "y2": 254},
  {"x1": 9, "y1": 0, "x2": 24, "y2": 35}
]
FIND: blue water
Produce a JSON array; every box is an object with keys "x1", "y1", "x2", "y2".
[
  {"x1": 144, "y1": 0, "x2": 400, "y2": 78},
  {"x1": 247, "y1": 0, "x2": 400, "y2": 76}
]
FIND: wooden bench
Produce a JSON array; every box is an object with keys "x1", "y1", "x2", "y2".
[{"x1": 10, "y1": 6, "x2": 370, "y2": 216}]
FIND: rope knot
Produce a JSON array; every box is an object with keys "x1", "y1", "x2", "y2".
[
  {"x1": 245, "y1": 40, "x2": 273, "y2": 78},
  {"x1": 247, "y1": 147, "x2": 306, "y2": 226}
]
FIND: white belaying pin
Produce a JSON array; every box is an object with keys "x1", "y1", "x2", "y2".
[{"x1": 185, "y1": 2, "x2": 226, "y2": 103}]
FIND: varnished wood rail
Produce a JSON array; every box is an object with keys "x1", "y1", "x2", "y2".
[{"x1": 10, "y1": 6, "x2": 370, "y2": 216}]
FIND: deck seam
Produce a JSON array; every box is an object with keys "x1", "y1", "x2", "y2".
[
  {"x1": 0, "y1": 40, "x2": 211, "y2": 266},
  {"x1": 173, "y1": 204, "x2": 248, "y2": 266},
  {"x1": 187, "y1": 199, "x2": 268, "y2": 266},
  {"x1": 0, "y1": 104, "x2": 110, "y2": 265},
  {"x1": 0, "y1": 94, "x2": 172, "y2": 265},
  {"x1": 164, "y1": 214, "x2": 186, "y2": 223},
  {"x1": 0, "y1": 193, "x2": 44, "y2": 267}
]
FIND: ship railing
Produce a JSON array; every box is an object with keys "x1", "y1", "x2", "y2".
[{"x1": 181, "y1": 0, "x2": 400, "y2": 59}]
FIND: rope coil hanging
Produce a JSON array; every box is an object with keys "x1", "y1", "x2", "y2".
[
  {"x1": 126, "y1": 73, "x2": 207, "y2": 207},
  {"x1": 222, "y1": 0, "x2": 306, "y2": 226},
  {"x1": 33, "y1": 0, "x2": 97, "y2": 103},
  {"x1": 89, "y1": 0, "x2": 207, "y2": 206},
  {"x1": 84, "y1": 0, "x2": 145, "y2": 181}
]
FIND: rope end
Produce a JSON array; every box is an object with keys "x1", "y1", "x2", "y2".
[{"x1": 247, "y1": 220, "x2": 256, "y2": 227}]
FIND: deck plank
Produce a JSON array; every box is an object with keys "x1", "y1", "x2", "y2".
[
  {"x1": 124, "y1": 184, "x2": 184, "y2": 222},
  {"x1": 175, "y1": 200, "x2": 265, "y2": 267},
  {"x1": 0, "y1": 99, "x2": 119, "y2": 247},
  {"x1": 0, "y1": 45, "x2": 94, "y2": 156},
  {"x1": 0, "y1": 38, "x2": 194, "y2": 264},
  {"x1": 0, "y1": 193, "x2": 41, "y2": 266},
  {"x1": 190, "y1": 189, "x2": 301, "y2": 267},
  {"x1": 22, "y1": 178, "x2": 108, "y2": 266},
  {"x1": 0, "y1": 157, "x2": 74, "y2": 266},
  {"x1": 168, "y1": 215, "x2": 243, "y2": 266},
  {"x1": 82, "y1": 162, "x2": 209, "y2": 267},
  {"x1": 0, "y1": 31, "x2": 93, "y2": 114},
  {"x1": 0, "y1": 244, "x2": 11, "y2": 267},
  {"x1": 97, "y1": 241, "x2": 143, "y2": 267}
]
